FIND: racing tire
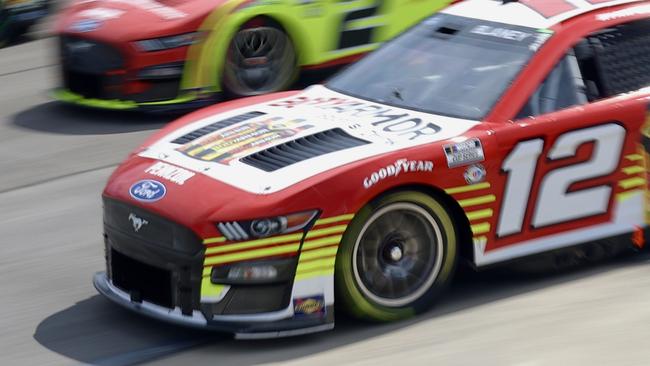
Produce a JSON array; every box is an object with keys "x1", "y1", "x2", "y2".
[
  {"x1": 335, "y1": 191, "x2": 458, "y2": 321},
  {"x1": 222, "y1": 20, "x2": 298, "y2": 97}
]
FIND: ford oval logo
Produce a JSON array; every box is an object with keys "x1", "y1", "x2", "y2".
[
  {"x1": 129, "y1": 180, "x2": 166, "y2": 203},
  {"x1": 69, "y1": 19, "x2": 102, "y2": 33}
]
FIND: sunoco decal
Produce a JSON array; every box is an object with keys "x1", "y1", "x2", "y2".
[
  {"x1": 145, "y1": 161, "x2": 195, "y2": 185},
  {"x1": 129, "y1": 180, "x2": 166, "y2": 202},
  {"x1": 444, "y1": 138, "x2": 485, "y2": 168},
  {"x1": 363, "y1": 159, "x2": 434, "y2": 189},
  {"x1": 293, "y1": 295, "x2": 325, "y2": 317},
  {"x1": 177, "y1": 117, "x2": 313, "y2": 164}
]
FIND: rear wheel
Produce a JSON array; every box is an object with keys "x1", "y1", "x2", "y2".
[
  {"x1": 335, "y1": 191, "x2": 458, "y2": 321},
  {"x1": 222, "y1": 21, "x2": 297, "y2": 97}
]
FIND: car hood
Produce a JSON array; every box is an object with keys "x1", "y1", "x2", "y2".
[
  {"x1": 139, "y1": 85, "x2": 481, "y2": 194},
  {"x1": 57, "y1": 0, "x2": 222, "y2": 40}
]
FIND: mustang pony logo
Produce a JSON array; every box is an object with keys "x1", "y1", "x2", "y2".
[{"x1": 128, "y1": 213, "x2": 149, "y2": 232}]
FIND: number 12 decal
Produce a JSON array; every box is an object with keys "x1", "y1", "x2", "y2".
[{"x1": 497, "y1": 123, "x2": 626, "y2": 237}]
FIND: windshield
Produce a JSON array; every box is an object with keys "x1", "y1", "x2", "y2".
[{"x1": 328, "y1": 14, "x2": 551, "y2": 120}]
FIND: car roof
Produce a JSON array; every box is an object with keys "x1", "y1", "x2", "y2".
[{"x1": 442, "y1": 0, "x2": 648, "y2": 29}]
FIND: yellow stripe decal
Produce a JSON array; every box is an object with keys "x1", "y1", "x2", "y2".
[
  {"x1": 301, "y1": 235, "x2": 343, "y2": 252},
  {"x1": 471, "y1": 222, "x2": 491, "y2": 235},
  {"x1": 203, "y1": 236, "x2": 227, "y2": 245},
  {"x1": 617, "y1": 189, "x2": 644, "y2": 202},
  {"x1": 459, "y1": 195, "x2": 497, "y2": 208},
  {"x1": 206, "y1": 226, "x2": 346, "y2": 255},
  {"x1": 305, "y1": 225, "x2": 347, "y2": 239},
  {"x1": 626, "y1": 154, "x2": 644, "y2": 161},
  {"x1": 295, "y1": 269, "x2": 335, "y2": 281},
  {"x1": 204, "y1": 243, "x2": 300, "y2": 266},
  {"x1": 205, "y1": 233, "x2": 303, "y2": 254},
  {"x1": 297, "y1": 259, "x2": 337, "y2": 274},
  {"x1": 473, "y1": 235, "x2": 487, "y2": 243},
  {"x1": 203, "y1": 224, "x2": 347, "y2": 248},
  {"x1": 299, "y1": 246, "x2": 339, "y2": 263},
  {"x1": 315, "y1": 214, "x2": 354, "y2": 226},
  {"x1": 622, "y1": 165, "x2": 645, "y2": 175},
  {"x1": 619, "y1": 177, "x2": 646, "y2": 190},
  {"x1": 466, "y1": 209, "x2": 494, "y2": 221},
  {"x1": 444, "y1": 182, "x2": 491, "y2": 195}
]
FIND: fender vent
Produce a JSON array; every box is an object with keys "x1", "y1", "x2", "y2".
[
  {"x1": 240, "y1": 128, "x2": 370, "y2": 172},
  {"x1": 171, "y1": 111, "x2": 266, "y2": 144}
]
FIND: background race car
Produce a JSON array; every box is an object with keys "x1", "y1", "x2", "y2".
[
  {"x1": 53, "y1": 0, "x2": 456, "y2": 111},
  {"x1": 95, "y1": 0, "x2": 650, "y2": 338},
  {"x1": 0, "y1": 0, "x2": 50, "y2": 47}
]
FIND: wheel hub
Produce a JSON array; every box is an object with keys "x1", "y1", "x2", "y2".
[{"x1": 352, "y1": 203, "x2": 445, "y2": 307}]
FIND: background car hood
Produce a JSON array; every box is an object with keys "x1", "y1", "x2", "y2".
[
  {"x1": 57, "y1": 0, "x2": 224, "y2": 40},
  {"x1": 140, "y1": 85, "x2": 481, "y2": 194}
]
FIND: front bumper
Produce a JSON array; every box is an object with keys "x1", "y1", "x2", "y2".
[
  {"x1": 52, "y1": 88, "x2": 219, "y2": 113},
  {"x1": 98, "y1": 197, "x2": 335, "y2": 338},
  {"x1": 94, "y1": 272, "x2": 334, "y2": 339},
  {"x1": 56, "y1": 35, "x2": 220, "y2": 112}
]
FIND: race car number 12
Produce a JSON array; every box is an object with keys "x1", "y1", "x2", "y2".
[{"x1": 497, "y1": 123, "x2": 626, "y2": 237}]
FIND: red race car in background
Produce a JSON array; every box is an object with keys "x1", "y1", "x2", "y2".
[
  {"x1": 0, "y1": 0, "x2": 50, "y2": 46},
  {"x1": 52, "y1": 0, "x2": 455, "y2": 111},
  {"x1": 96, "y1": 0, "x2": 650, "y2": 338}
]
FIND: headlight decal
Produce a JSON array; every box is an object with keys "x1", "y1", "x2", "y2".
[
  {"x1": 201, "y1": 213, "x2": 353, "y2": 275},
  {"x1": 135, "y1": 32, "x2": 205, "y2": 52}
]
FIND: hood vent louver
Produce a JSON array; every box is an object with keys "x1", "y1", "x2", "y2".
[
  {"x1": 171, "y1": 111, "x2": 266, "y2": 145},
  {"x1": 241, "y1": 128, "x2": 370, "y2": 172}
]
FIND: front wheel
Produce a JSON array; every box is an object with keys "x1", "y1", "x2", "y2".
[
  {"x1": 222, "y1": 24, "x2": 297, "y2": 97},
  {"x1": 335, "y1": 191, "x2": 458, "y2": 321}
]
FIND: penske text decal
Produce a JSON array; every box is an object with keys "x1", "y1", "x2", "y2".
[{"x1": 139, "y1": 86, "x2": 480, "y2": 194}]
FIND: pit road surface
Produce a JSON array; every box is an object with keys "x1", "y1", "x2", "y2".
[{"x1": 2, "y1": 38, "x2": 650, "y2": 366}]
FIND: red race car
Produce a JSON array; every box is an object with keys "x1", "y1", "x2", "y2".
[
  {"x1": 52, "y1": 0, "x2": 455, "y2": 111},
  {"x1": 95, "y1": 0, "x2": 650, "y2": 338}
]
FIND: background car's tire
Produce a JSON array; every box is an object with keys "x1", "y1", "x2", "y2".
[
  {"x1": 335, "y1": 190, "x2": 458, "y2": 321},
  {"x1": 222, "y1": 19, "x2": 298, "y2": 97}
]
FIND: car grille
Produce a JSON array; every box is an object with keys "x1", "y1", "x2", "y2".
[
  {"x1": 59, "y1": 36, "x2": 125, "y2": 99},
  {"x1": 103, "y1": 198, "x2": 204, "y2": 314},
  {"x1": 240, "y1": 128, "x2": 370, "y2": 172},
  {"x1": 111, "y1": 249, "x2": 173, "y2": 308},
  {"x1": 60, "y1": 36, "x2": 124, "y2": 74},
  {"x1": 103, "y1": 198, "x2": 203, "y2": 255}
]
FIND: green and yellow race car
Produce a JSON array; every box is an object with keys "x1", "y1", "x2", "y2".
[{"x1": 53, "y1": 0, "x2": 456, "y2": 111}]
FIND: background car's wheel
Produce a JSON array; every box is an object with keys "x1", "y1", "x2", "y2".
[
  {"x1": 222, "y1": 20, "x2": 297, "y2": 97},
  {"x1": 335, "y1": 191, "x2": 458, "y2": 321}
]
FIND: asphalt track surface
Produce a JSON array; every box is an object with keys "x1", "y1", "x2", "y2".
[{"x1": 3, "y1": 37, "x2": 650, "y2": 366}]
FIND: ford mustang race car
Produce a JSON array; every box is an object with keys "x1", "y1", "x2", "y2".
[
  {"x1": 95, "y1": 0, "x2": 650, "y2": 338},
  {"x1": 0, "y1": 0, "x2": 50, "y2": 47},
  {"x1": 52, "y1": 0, "x2": 455, "y2": 111}
]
